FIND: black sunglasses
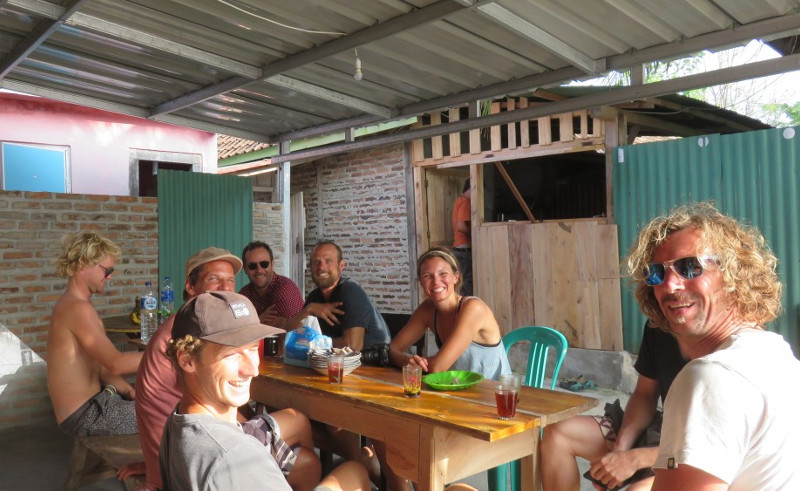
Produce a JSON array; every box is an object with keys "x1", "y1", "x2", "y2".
[
  {"x1": 98, "y1": 264, "x2": 115, "y2": 278},
  {"x1": 247, "y1": 260, "x2": 271, "y2": 271},
  {"x1": 644, "y1": 255, "x2": 718, "y2": 286}
]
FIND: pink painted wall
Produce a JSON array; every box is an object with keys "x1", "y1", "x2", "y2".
[{"x1": 0, "y1": 92, "x2": 217, "y2": 196}]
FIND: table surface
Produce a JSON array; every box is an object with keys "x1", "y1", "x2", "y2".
[
  {"x1": 253, "y1": 357, "x2": 598, "y2": 489},
  {"x1": 103, "y1": 314, "x2": 141, "y2": 334}
]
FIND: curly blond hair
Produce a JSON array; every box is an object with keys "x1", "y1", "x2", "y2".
[
  {"x1": 54, "y1": 231, "x2": 121, "y2": 278},
  {"x1": 626, "y1": 202, "x2": 782, "y2": 329},
  {"x1": 417, "y1": 247, "x2": 463, "y2": 294},
  {"x1": 165, "y1": 335, "x2": 207, "y2": 371}
]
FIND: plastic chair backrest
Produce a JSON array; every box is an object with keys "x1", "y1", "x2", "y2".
[{"x1": 502, "y1": 326, "x2": 568, "y2": 390}]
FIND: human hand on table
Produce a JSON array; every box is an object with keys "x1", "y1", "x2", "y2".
[
  {"x1": 406, "y1": 354, "x2": 429, "y2": 372},
  {"x1": 306, "y1": 302, "x2": 344, "y2": 326}
]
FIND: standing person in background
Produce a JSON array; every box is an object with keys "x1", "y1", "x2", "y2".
[
  {"x1": 239, "y1": 240, "x2": 304, "y2": 330},
  {"x1": 451, "y1": 179, "x2": 473, "y2": 296},
  {"x1": 47, "y1": 231, "x2": 142, "y2": 437}
]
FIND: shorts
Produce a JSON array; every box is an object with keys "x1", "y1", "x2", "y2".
[
  {"x1": 587, "y1": 399, "x2": 661, "y2": 488},
  {"x1": 57, "y1": 385, "x2": 137, "y2": 438},
  {"x1": 242, "y1": 413, "x2": 296, "y2": 476}
]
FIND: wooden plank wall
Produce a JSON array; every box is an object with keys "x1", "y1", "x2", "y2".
[
  {"x1": 475, "y1": 220, "x2": 623, "y2": 350},
  {"x1": 411, "y1": 99, "x2": 604, "y2": 167}
]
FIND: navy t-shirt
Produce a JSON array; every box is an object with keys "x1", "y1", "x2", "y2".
[{"x1": 304, "y1": 276, "x2": 390, "y2": 349}]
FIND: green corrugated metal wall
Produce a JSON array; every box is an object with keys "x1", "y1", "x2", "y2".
[
  {"x1": 158, "y1": 170, "x2": 253, "y2": 306},
  {"x1": 614, "y1": 127, "x2": 800, "y2": 354}
]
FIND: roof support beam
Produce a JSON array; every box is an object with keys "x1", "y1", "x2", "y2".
[
  {"x1": 0, "y1": 0, "x2": 88, "y2": 79},
  {"x1": 455, "y1": 1, "x2": 605, "y2": 74},
  {"x1": 8, "y1": 0, "x2": 388, "y2": 119},
  {"x1": 151, "y1": 0, "x2": 466, "y2": 115},
  {"x1": 271, "y1": 11, "x2": 800, "y2": 144},
  {"x1": 264, "y1": 75, "x2": 391, "y2": 118},
  {"x1": 8, "y1": 0, "x2": 260, "y2": 78},
  {"x1": 269, "y1": 51, "x2": 800, "y2": 163}
]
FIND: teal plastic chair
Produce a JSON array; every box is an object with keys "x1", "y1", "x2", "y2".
[{"x1": 488, "y1": 326, "x2": 568, "y2": 491}]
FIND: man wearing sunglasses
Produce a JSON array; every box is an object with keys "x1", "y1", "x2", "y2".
[
  {"x1": 626, "y1": 202, "x2": 800, "y2": 490},
  {"x1": 239, "y1": 240, "x2": 304, "y2": 331},
  {"x1": 47, "y1": 231, "x2": 143, "y2": 438}
]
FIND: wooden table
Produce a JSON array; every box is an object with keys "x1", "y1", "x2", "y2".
[
  {"x1": 251, "y1": 358, "x2": 598, "y2": 490},
  {"x1": 103, "y1": 315, "x2": 141, "y2": 338}
]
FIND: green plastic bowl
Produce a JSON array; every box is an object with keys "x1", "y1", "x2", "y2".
[{"x1": 423, "y1": 370, "x2": 484, "y2": 391}]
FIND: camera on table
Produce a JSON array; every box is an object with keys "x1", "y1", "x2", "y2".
[{"x1": 361, "y1": 343, "x2": 390, "y2": 367}]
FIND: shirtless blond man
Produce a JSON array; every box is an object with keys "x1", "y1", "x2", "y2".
[{"x1": 47, "y1": 231, "x2": 143, "y2": 436}]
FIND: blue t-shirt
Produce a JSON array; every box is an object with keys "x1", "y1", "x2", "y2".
[{"x1": 304, "y1": 276, "x2": 390, "y2": 349}]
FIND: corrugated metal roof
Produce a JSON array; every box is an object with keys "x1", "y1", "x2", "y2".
[{"x1": 2, "y1": 0, "x2": 800, "y2": 160}]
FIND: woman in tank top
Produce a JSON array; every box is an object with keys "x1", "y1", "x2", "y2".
[{"x1": 389, "y1": 247, "x2": 511, "y2": 380}]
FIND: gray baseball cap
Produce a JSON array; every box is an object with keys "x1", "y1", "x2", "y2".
[{"x1": 171, "y1": 291, "x2": 282, "y2": 346}]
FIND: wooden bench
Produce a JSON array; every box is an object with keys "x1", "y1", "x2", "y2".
[{"x1": 65, "y1": 433, "x2": 143, "y2": 491}]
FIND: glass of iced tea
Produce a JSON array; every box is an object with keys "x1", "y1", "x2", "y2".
[
  {"x1": 402, "y1": 365, "x2": 421, "y2": 397},
  {"x1": 495, "y1": 384, "x2": 517, "y2": 420},
  {"x1": 327, "y1": 355, "x2": 344, "y2": 384}
]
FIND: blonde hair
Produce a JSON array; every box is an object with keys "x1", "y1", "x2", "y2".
[
  {"x1": 626, "y1": 202, "x2": 782, "y2": 329},
  {"x1": 55, "y1": 232, "x2": 121, "y2": 278},
  {"x1": 416, "y1": 247, "x2": 463, "y2": 294},
  {"x1": 165, "y1": 335, "x2": 207, "y2": 371}
]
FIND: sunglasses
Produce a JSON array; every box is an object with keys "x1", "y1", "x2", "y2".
[
  {"x1": 246, "y1": 260, "x2": 271, "y2": 271},
  {"x1": 98, "y1": 264, "x2": 115, "y2": 278},
  {"x1": 644, "y1": 255, "x2": 719, "y2": 286}
]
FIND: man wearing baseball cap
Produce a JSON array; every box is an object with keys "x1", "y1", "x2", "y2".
[
  {"x1": 133, "y1": 247, "x2": 319, "y2": 490},
  {"x1": 160, "y1": 291, "x2": 369, "y2": 491}
]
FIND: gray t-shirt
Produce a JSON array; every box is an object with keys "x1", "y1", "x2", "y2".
[{"x1": 160, "y1": 411, "x2": 291, "y2": 491}]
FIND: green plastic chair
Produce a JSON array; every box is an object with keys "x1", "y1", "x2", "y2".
[{"x1": 488, "y1": 326, "x2": 569, "y2": 491}]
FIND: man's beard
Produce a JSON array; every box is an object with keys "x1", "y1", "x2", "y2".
[{"x1": 313, "y1": 272, "x2": 338, "y2": 289}]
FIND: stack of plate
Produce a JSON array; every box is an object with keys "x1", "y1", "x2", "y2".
[{"x1": 308, "y1": 349, "x2": 362, "y2": 376}]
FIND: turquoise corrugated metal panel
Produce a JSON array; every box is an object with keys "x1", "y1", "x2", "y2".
[
  {"x1": 158, "y1": 170, "x2": 253, "y2": 306},
  {"x1": 615, "y1": 127, "x2": 800, "y2": 354},
  {"x1": 719, "y1": 128, "x2": 800, "y2": 353}
]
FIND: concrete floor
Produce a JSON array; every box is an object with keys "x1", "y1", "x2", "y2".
[{"x1": 0, "y1": 385, "x2": 624, "y2": 491}]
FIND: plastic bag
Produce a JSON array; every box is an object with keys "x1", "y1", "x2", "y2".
[{"x1": 284, "y1": 316, "x2": 331, "y2": 367}]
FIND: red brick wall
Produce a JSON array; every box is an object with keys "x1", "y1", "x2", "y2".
[
  {"x1": 0, "y1": 191, "x2": 158, "y2": 429},
  {"x1": 290, "y1": 144, "x2": 414, "y2": 314},
  {"x1": 0, "y1": 190, "x2": 281, "y2": 430}
]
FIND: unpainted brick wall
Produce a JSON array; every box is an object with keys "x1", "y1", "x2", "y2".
[
  {"x1": 291, "y1": 144, "x2": 414, "y2": 314},
  {"x1": 251, "y1": 201, "x2": 287, "y2": 273},
  {"x1": 0, "y1": 191, "x2": 158, "y2": 430}
]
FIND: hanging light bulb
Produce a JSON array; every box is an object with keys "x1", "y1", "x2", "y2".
[{"x1": 354, "y1": 48, "x2": 363, "y2": 81}]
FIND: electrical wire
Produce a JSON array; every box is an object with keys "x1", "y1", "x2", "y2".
[{"x1": 217, "y1": 0, "x2": 347, "y2": 36}]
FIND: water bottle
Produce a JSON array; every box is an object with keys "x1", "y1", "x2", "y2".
[
  {"x1": 140, "y1": 281, "x2": 158, "y2": 343},
  {"x1": 159, "y1": 276, "x2": 175, "y2": 323}
]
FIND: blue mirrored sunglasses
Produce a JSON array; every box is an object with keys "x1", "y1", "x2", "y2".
[{"x1": 644, "y1": 255, "x2": 719, "y2": 286}]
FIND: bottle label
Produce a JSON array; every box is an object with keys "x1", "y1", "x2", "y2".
[
  {"x1": 161, "y1": 290, "x2": 174, "y2": 303},
  {"x1": 142, "y1": 296, "x2": 157, "y2": 311}
]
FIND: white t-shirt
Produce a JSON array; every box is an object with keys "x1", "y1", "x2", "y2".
[{"x1": 655, "y1": 329, "x2": 800, "y2": 489}]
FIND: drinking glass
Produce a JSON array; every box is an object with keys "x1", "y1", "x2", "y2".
[
  {"x1": 402, "y1": 365, "x2": 422, "y2": 397},
  {"x1": 495, "y1": 385, "x2": 517, "y2": 420},
  {"x1": 327, "y1": 355, "x2": 344, "y2": 384}
]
